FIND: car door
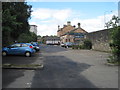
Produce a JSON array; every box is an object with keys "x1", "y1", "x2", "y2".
[
  {"x1": 8, "y1": 44, "x2": 21, "y2": 54},
  {"x1": 18, "y1": 44, "x2": 29, "y2": 54}
]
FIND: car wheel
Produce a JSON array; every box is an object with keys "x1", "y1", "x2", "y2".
[
  {"x1": 25, "y1": 52, "x2": 31, "y2": 57},
  {"x1": 2, "y1": 51, "x2": 7, "y2": 56}
]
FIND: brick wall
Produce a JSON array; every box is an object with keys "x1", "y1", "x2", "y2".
[{"x1": 86, "y1": 29, "x2": 111, "y2": 52}]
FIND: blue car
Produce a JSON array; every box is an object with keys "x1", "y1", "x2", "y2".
[
  {"x1": 31, "y1": 42, "x2": 40, "y2": 51},
  {"x1": 64, "y1": 42, "x2": 75, "y2": 48},
  {"x1": 2, "y1": 43, "x2": 36, "y2": 57}
]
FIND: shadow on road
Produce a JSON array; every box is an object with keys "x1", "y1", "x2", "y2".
[
  {"x1": 2, "y1": 69, "x2": 25, "y2": 88},
  {"x1": 31, "y1": 55, "x2": 96, "y2": 88},
  {"x1": 2, "y1": 51, "x2": 41, "y2": 65},
  {"x1": 2, "y1": 51, "x2": 42, "y2": 88}
]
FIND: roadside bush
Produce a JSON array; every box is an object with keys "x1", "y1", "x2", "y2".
[
  {"x1": 83, "y1": 40, "x2": 92, "y2": 49},
  {"x1": 110, "y1": 27, "x2": 120, "y2": 62},
  {"x1": 72, "y1": 40, "x2": 92, "y2": 50},
  {"x1": 79, "y1": 45, "x2": 85, "y2": 49},
  {"x1": 72, "y1": 45, "x2": 85, "y2": 49},
  {"x1": 72, "y1": 45, "x2": 80, "y2": 49},
  {"x1": 17, "y1": 32, "x2": 37, "y2": 43},
  {"x1": 106, "y1": 15, "x2": 120, "y2": 63}
]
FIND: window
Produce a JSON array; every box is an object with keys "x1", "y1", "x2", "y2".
[
  {"x1": 22, "y1": 44, "x2": 28, "y2": 47},
  {"x1": 66, "y1": 39, "x2": 67, "y2": 42},
  {"x1": 11, "y1": 44, "x2": 21, "y2": 48},
  {"x1": 69, "y1": 39, "x2": 70, "y2": 42}
]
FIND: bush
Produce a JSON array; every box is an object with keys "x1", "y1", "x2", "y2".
[
  {"x1": 72, "y1": 45, "x2": 80, "y2": 49},
  {"x1": 72, "y1": 45, "x2": 85, "y2": 49},
  {"x1": 83, "y1": 40, "x2": 92, "y2": 49},
  {"x1": 17, "y1": 32, "x2": 37, "y2": 43},
  {"x1": 72, "y1": 40, "x2": 92, "y2": 50},
  {"x1": 106, "y1": 15, "x2": 120, "y2": 63}
]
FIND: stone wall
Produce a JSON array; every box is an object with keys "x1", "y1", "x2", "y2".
[{"x1": 86, "y1": 29, "x2": 111, "y2": 52}]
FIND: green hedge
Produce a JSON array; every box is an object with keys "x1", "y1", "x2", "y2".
[{"x1": 72, "y1": 40, "x2": 92, "y2": 50}]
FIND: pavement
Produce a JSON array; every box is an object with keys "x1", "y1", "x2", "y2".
[
  {"x1": 2, "y1": 51, "x2": 44, "y2": 88},
  {"x1": 33, "y1": 45, "x2": 118, "y2": 88},
  {"x1": 2, "y1": 45, "x2": 119, "y2": 88}
]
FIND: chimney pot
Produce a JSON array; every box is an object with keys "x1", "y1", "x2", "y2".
[
  {"x1": 73, "y1": 25, "x2": 76, "y2": 28},
  {"x1": 67, "y1": 21, "x2": 71, "y2": 25},
  {"x1": 58, "y1": 25, "x2": 60, "y2": 30},
  {"x1": 78, "y1": 23, "x2": 81, "y2": 28}
]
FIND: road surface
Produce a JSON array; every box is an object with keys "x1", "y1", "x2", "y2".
[{"x1": 2, "y1": 45, "x2": 118, "y2": 88}]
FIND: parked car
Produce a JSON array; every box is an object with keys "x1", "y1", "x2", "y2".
[
  {"x1": 2, "y1": 43, "x2": 36, "y2": 57},
  {"x1": 31, "y1": 42, "x2": 40, "y2": 51},
  {"x1": 60, "y1": 43, "x2": 65, "y2": 47},
  {"x1": 60, "y1": 42, "x2": 75, "y2": 48},
  {"x1": 64, "y1": 42, "x2": 75, "y2": 48},
  {"x1": 26, "y1": 43, "x2": 36, "y2": 51}
]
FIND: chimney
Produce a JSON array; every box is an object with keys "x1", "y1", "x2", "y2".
[
  {"x1": 58, "y1": 25, "x2": 60, "y2": 30},
  {"x1": 67, "y1": 21, "x2": 71, "y2": 25},
  {"x1": 78, "y1": 23, "x2": 81, "y2": 28},
  {"x1": 73, "y1": 25, "x2": 76, "y2": 28}
]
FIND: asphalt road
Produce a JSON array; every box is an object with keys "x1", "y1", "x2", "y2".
[
  {"x1": 2, "y1": 51, "x2": 43, "y2": 88},
  {"x1": 2, "y1": 45, "x2": 118, "y2": 88}
]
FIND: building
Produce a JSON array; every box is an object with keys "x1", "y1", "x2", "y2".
[
  {"x1": 85, "y1": 29, "x2": 111, "y2": 52},
  {"x1": 57, "y1": 21, "x2": 87, "y2": 44},
  {"x1": 30, "y1": 25, "x2": 37, "y2": 35},
  {"x1": 42, "y1": 36, "x2": 60, "y2": 45}
]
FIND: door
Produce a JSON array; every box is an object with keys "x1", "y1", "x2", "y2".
[{"x1": 8, "y1": 44, "x2": 21, "y2": 55}]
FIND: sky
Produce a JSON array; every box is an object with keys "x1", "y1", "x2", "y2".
[{"x1": 26, "y1": 2, "x2": 118, "y2": 36}]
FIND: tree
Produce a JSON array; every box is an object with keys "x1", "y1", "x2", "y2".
[
  {"x1": 17, "y1": 32, "x2": 37, "y2": 43},
  {"x1": 37, "y1": 35, "x2": 41, "y2": 37},
  {"x1": 106, "y1": 15, "x2": 120, "y2": 62},
  {"x1": 2, "y1": 2, "x2": 32, "y2": 46}
]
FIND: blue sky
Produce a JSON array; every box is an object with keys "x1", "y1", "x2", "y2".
[
  {"x1": 28, "y1": 2, "x2": 117, "y2": 18},
  {"x1": 27, "y1": 2, "x2": 118, "y2": 36}
]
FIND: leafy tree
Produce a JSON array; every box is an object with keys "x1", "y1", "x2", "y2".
[
  {"x1": 17, "y1": 32, "x2": 37, "y2": 43},
  {"x1": 2, "y1": 2, "x2": 32, "y2": 46},
  {"x1": 30, "y1": 32, "x2": 37, "y2": 42},
  {"x1": 106, "y1": 15, "x2": 120, "y2": 62},
  {"x1": 37, "y1": 35, "x2": 41, "y2": 37}
]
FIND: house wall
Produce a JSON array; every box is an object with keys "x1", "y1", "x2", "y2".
[
  {"x1": 62, "y1": 25, "x2": 75, "y2": 34},
  {"x1": 57, "y1": 21, "x2": 75, "y2": 37},
  {"x1": 46, "y1": 40, "x2": 60, "y2": 45},
  {"x1": 86, "y1": 29, "x2": 111, "y2": 52},
  {"x1": 57, "y1": 22, "x2": 87, "y2": 44}
]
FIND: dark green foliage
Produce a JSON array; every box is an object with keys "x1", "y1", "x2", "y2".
[
  {"x1": 18, "y1": 32, "x2": 37, "y2": 43},
  {"x1": 72, "y1": 45, "x2": 79, "y2": 49},
  {"x1": 72, "y1": 45, "x2": 84, "y2": 49},
  {"x1": 83, "y1": 40, "x2": 92, "y2": 49},
  {"x1": 109, "y1": 26, "x2": 120, "y2": 62},
  {"x1": 2, "y1": 2, "x2": 32, "y2": 46},
  {"x1": 106, "y1": 15, "x2": 120, "y2": 62},
  {"x1": 72, "y1": 40, "x2": 92, "y2": 50}
]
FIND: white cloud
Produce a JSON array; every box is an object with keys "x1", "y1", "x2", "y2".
[
  {"x1": 32, "y1": 8, "x2": 52, "y2": 20},
  {"x1": 71, "y1": 10, "x2": 118, "y2": 32},
  {"x1": 31, "y1": 8, "x2": 72, "y2": 21},
  {"x1": 29, "y1": 8, "x2": 73, "y2": 36},
  {"x1": 53, "y1": 9, "x2": 72, "y2": 20},
  {"x1": 29, "y1": 8, "x2": 118, "y2": 36},
  {"x1": 29, "y1": 21, "x2": 58, "y2": 36}
]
